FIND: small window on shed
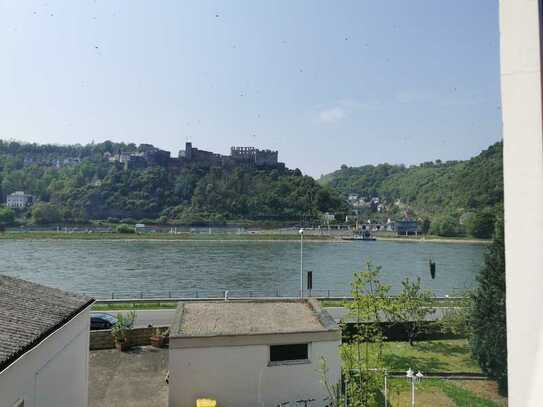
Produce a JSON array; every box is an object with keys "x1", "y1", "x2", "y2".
[{"x1": 270, "y1": 343, "x2": 309, "y2": 363}]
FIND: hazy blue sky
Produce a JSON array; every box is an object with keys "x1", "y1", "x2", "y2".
[{"x1": 0, "y1": 1, "x2": 501, "y2": 176}]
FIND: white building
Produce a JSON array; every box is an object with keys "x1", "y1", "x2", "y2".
[
  {"x1": 6, "y1": 191, "x2": 33, "y2": 209},
  {"x1": 168, "y1": 299, "x2": 341, "y2": 407},
  {"x1": 0, "y1": 275, "x2": 94, "y2": 407}
]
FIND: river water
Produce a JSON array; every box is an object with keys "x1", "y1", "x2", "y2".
[{"x1": 0, "y1": 239, "x2": 486, "y2": 299}]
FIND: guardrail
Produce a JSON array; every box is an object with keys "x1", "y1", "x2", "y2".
[
  {"x1": 83, "y1": 287, "x2": 466, "y2": 301},
  {"x1": 90, "y1": 292, "x2": 464, "y2": 305}
]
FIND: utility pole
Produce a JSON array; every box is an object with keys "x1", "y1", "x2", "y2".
[{"x1": 299, "y1": 228, "x2": 304, "y2": 298}]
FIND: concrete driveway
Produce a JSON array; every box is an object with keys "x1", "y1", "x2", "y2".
[{"x1": 89, "y1": 346, "x2": 168, "y2": 407}]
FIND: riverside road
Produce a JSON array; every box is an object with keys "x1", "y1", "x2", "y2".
[{"x1": 95, "y1": 307, "x2": 452, "y2": 328}]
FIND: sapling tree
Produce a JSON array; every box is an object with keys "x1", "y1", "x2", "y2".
[
  {"x1": 342, "y1": 261, "x2": 393, "y2": 406},
  {"x1": 440, "y1": 294, "x2": 471, "y2": 337},
  {"x1": 394, "y1": 277, "x2": 434, "y2": 346}
]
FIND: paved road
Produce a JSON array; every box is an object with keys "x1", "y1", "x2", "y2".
[
  {"x1": 93, "y1": 306, "x2": 454, "y2": 328},
  {"x1": 92, "y1": 309, "x2": 176, "y2": 328}
]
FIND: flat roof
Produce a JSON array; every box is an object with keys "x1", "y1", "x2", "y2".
[
  {"x1": 0, "y1": 275, "x2": 94, "y2": 373},
  {"x1": 171, "y1": 299, "x2": 338, "y2": 338}
]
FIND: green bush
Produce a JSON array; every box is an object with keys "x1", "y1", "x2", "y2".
[
  {"x1": 429, "y1": 214, "x2": 464, "y2": 237},
  {"x1": 111, "y1": 311, "x2": 136, "y2": 343},
  {"x1": 466, "y1": 208, "x2": 496, "y2": 239},
  {"x1": 116, "y1": 224, "x2": 135, "y2": 234},
  {"x1": 469, "y1": 214, "x2": 507, "y2": 394},
  {"x1": 0, "y1": 206, "x2": 15, "y2": 226},
  {"x1": 31, "y1": 202, "x2": 63, "y2": 225}
]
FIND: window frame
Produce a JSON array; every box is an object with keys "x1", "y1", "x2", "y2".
[{"x1": 268, "y1": 342, "x2": 311, "y2": 366}]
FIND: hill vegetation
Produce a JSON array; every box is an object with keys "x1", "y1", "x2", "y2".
[
  {"x1": 0, "y1": 139, "x2": 503, "y2": 235},
  {"x1": 0, "y1": 140, "x2": 343, "y2": 226},
  {"x1": 320, "y1": 142, "x2": 503, "y2": 237}
]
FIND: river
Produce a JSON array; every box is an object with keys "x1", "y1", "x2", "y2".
[{"x1": 0, "y1": 239, "x2": 486, "y2": 299}]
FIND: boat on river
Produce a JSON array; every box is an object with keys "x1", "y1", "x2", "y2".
[{"x1": 341, "y1": 231, "x2": 376, "y2": 241}]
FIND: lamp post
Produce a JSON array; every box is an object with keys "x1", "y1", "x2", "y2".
[
  {"x1": 406, "y1": 368, "x2": 423, "y2": 407},
  {"x1": 299, "y1": 228, "x2": 304, "y2": 298},
  {"x1": 384, "y1": 369, "x2": 388, "y2": 407}
]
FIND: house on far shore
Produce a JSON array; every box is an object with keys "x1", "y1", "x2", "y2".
[
  {"x1": 6, "y1": 191, "x2": 34, "y2": 209},
  {"x1": 168, "y1": 299, "x2": 341, "y2": 407},
  {"x1": 396, "y1": 219, "x2": 419, "y2": 236},
  {"x1": 0, "y1": 275, "x2": 94, "y2": 407}
]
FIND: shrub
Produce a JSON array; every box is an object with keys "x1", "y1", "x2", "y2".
[
  {"x1": 469, "y1": 214, "x2": 507, "y2": 394},
  {"x1": 31, "y1": 202, "x2": 63, "y2": 225},
  {"x1": 0, "y1": 206, "x2": 15, "y2": 226},
  {"x1": 111, "y1": 311, "x2": 136, "y2": 344},
  {"x1": 116, "y1": 224, "x2": 135, "y2": 234},
  {"x1": 466, "y1": 208, "x2": 496, "y2": 239}
]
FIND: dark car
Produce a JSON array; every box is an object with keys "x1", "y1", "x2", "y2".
[{"x1": 90, "y1": 313, "x2": 118, "y2": 330}]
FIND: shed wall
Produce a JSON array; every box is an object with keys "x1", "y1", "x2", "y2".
[
  {"x1": 0, "y1": 308, "x2": 91, "y2": 407},
  {"x1": 168, "y1": 339, "x2": 340, "y2": 407}
]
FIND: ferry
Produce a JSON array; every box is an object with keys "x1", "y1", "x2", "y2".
[{"x1": 341, "y1": 231, "x2": 376, "y2": 241}]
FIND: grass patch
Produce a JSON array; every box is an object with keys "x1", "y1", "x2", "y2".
[
  {"x1": 381, "y1": 339, "x2": 481, "y2": 373},
  {"x1": 342, "y1": 339, "x2": 480, "y2": 374},
  {"x1": 438, "y1": 380, "x2": 502, "y2": 407},
  {"x1": 91, "y1": 302, "x2": 178, "y2": 311},
  {"x1": 387, "y1": 379, "x2": 503, "y2": 407}
]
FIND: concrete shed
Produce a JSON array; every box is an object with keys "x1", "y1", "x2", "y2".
[
  {"x1": 0, "y1": 275, "x2": 94, "y2": 407},
  {"x1": 168, "y1": 299, "x2": 341, "y2": 407}
]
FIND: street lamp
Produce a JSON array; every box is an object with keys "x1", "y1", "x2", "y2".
[
  {"x1": 406, "y1": 368, "x2": 423, "y2": 407},
  {"x1": 299, "y1": 228, "x2": 304, "y2": 298}
]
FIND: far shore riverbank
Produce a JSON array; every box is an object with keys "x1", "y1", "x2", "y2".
[{"x1": 0, "y1": 230, "x2": 491, "y2": 244}]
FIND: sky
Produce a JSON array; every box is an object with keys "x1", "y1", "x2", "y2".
[{"x1": 0, "y1": 1, "x2": 502, "y2": 177}]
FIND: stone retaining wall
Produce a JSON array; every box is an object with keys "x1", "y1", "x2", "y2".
[{"x1": 90, "y1": 326, "x2": 169, "y2": 350}]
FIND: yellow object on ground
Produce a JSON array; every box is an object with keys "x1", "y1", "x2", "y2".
[{"x1": 196, "y1": 399, "x2": 217, "y2": 407}]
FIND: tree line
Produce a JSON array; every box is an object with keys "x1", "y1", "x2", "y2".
[
  {"x1": 0, "y1": 140, "x2": 344, "y2": 225},
  {"x1": 320, "y1": 142, "x2": 504, "y2": 238}
]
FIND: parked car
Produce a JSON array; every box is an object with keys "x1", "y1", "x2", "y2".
[{"x1": 90, "y1": 313, "x2": 118, "y2": 330}]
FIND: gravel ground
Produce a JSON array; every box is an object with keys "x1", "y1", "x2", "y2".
[{"x1": 89, "y1": 346, "x2": 168, "y2": 407}]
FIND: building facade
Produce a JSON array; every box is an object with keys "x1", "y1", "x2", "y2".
[
  {"x1": 6, "y1": 191, "x2": 34, "y2": 209},
  {"x1": 168, "y1": 299, "x2": 341, "y2": 407},
  {"x1": 396, "y1": 220, "x2": 418, "y2": 236},
  {"x1": 0, "y1": 276, "x2": 94, "y2": 407}
]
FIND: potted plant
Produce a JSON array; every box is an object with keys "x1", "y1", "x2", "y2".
[
  {"x1": 150, "y1": 327, "x2": 169, "y2": 348},
  {"x1": 111, "y1": 311, "x2": 136, "y2": 351}
]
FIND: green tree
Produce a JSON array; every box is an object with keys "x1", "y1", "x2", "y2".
[
  {"x1": 31, "y1": 202, "x2": 63, "y2": 224},
  {"x1": 420, "y1": 217, "x2": 431, "y2": 235},
  {"x1": 0, "y1": 206, "x2": 15, "y2": 225},
  {"x1": 440, "y1": 295, "x2": 470, "y2": 337},
  {"x1": 469, "y1": 214, "x2": 507, "y2": 394},
  {"x1": 116, "y1": 224, "x2": 135, "y2": 234},
  {"x1": 466, "y1": 208, "x2": 496, "y2": 239},
  {"x1": 429, "y1": 214, "x2": 463, "y2": 237},
  {"x1": 393, "y1": 277, "x2": 434, "y2": 345},
  {"x1": 341, "y1": 262, "x2": 393, "y2": 406}
]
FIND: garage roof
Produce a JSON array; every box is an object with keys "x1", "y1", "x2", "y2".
[
  {"x1": 0, "y1": 275, "x2": 94, "y2": 372},
  {"x1": 171, "y1": 299, "x2": 338, "y2": 338}
]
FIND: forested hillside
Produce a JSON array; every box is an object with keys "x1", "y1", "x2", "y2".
[
  {"x1": 320, "y1": 142, "x2": 503, "y2": 236},
  {"x1": 0, "y1": 140, "x2": 343, "y2": 225},
  {"x1": 0, "y1": 139, "x2": 503, "y2": 233}
]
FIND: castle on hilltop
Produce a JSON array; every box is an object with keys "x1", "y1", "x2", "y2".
[
  {"x1": 179, "y1": 142, "x2": 281, "y2": 168},
  {"x1": 108, "y1": 142, "x2": 282, "y2": 170}
]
